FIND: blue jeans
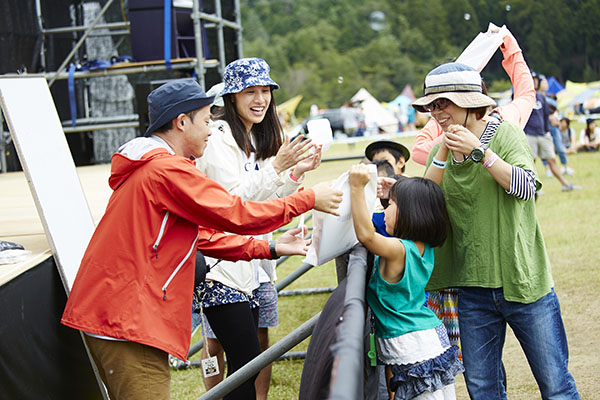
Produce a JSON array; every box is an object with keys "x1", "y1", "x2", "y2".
[
  {"x1": 542, "y1": 126, "x2": 568, "y2": 166},
  {"x1": 458, "y1": 287, "x2": 579, "y2": 400}
]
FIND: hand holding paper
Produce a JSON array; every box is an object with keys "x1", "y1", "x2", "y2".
[{"x1": 456, "y1": 22, "x2": 509, "y2": 72}]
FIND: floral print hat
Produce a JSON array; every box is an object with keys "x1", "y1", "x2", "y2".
[{"x1": 220, "y1": 57, "x2": 280, "y2": 96}]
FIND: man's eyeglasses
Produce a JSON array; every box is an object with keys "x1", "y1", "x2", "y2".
[{"x1": 423, "y1": 98, "x2": 451, "y2": 112}]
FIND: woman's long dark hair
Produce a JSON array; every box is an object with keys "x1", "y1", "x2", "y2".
[
  {"x1": 215, "y1": 89, "x2": 283, "y2": 160},
  {"x1": 585, "y1": 119, "x2": 595, "y2": 141}
]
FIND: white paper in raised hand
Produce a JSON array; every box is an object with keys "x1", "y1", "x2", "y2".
[
  {"x1": 307, "y1": 118, "x2": 333, "y2": 152},
  {"x1": 304, "y1": 164, "x2": 378, "y2": 266},
  {"x1": 456, "y1": 23, "x2": 509, "y2": 72}
]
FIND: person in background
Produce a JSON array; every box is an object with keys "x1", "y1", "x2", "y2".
[
  {"x1": 195, "y1": 57, "x2": 322, "y2": 400},
  {"x1": 416, "y1": 62, "x2": 580, "y2": 399},
  {"x1": 576, "y1": 118, "x2": 600, "y2": 152},
  {"x1": 365, "y1": 140, "x2": 410, "y2": 175},
  {"x1": 370, "y1": 159, "x2": 395, "y2": 178},
  {"x1": 540, "y1": 78, "x2": 574, "y2": 177},
  {"x1": 559, "y1": 117, "x2": 577, "y2": 154},
  {"x1": 60, "y1": 78, "x2": 342, "y2": 400},
  {"x1": 524, "y1": 72, "x2": 580, "y2": 191},
  {"x1": 350, "y1": 164, "x2": 463, "y2": 399}
]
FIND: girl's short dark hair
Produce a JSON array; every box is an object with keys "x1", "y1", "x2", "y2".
[{"x1": 389, "y1": 177, "x2": 449, "y2": 247}]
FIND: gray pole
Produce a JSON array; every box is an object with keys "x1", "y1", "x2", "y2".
[
  {"x1": 275, "y1": 262, "x2": 314, "y2": 291},
  {"x1": 234, "y1": 0, "x2": 243, "y2": 57},
  {"x1": 328, "y1": 245, "x2": 368, "y2": 400},
  {"x1": 214, "y1": 0, "x2": 226, "y2": 77},
  {"x1": 47, "y1": 0, "x2": 117, "y2": 87},
  {"x1": 197, "y1": 312, "x2": 321, "y2": 400},
  {"x1": 191, "y1": 0, "x2": 206, "y2": 89}
]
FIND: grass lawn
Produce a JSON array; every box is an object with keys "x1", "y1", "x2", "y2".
[{"x1": 172, "y1": 131, "x2": 599, "y2": 399}]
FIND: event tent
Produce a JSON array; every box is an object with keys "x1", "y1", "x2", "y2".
[{"x1": 351, "y1": 88, "x2": 398, "y2": 135}]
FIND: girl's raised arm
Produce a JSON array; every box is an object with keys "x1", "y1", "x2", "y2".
[{"x1": 349, "y1": 164, "x2": 404, "y2": 261}]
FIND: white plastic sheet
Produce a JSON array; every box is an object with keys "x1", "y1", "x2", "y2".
[
  {"x1": 456, "y1": 23, "x2": 509, "y2": 72},
  {"x1": 304, "y1": 164, "x2": 378, "y2": 266}
]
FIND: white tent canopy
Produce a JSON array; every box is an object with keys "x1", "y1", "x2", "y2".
[{"x1": 351, "y1": 88, "x2": 399, "y2": 135}]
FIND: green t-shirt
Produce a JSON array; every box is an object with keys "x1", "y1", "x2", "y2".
[
  {"x1": 425, "y1": 120, "x2": 553, "y2": 304},
  {"x1": 367, "y1": 239, "x2": 441, "y2": 339}
]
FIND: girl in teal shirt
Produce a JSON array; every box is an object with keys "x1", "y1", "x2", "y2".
[{"x1": 349, "y1": 164, "x2": 463, "y2": 399}]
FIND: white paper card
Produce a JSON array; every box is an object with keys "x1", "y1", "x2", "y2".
[
  {"x1": 307, "y1": 118, "x2": 333, "y2": 152},
  {"x1": 456, "y1": 23, "x2": 509, "y2": 72}
]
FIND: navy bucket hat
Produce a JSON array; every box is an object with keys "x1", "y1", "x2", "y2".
[
  {"x1": 220, "y1": 58, "x2": 279, "y2": 96},
  {"x1": 145, "y1": 78, "x2": 214, "y2": 136},
  {"x1": 412, "y1": 62, "x2": 496, "y2": 113}
]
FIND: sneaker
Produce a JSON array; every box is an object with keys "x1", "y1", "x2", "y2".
[
  {"x1": 563, "y1": 167, "x2": 575, "y2": 176},
  {"x1": 562, "y1": 183, "x2": 582, "y2": 192},
  {"x1": 545, "y1": 169, "x2": 553, "y2": 177}
]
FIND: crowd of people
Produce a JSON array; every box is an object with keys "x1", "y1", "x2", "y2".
[{"x1": 58, "y1": 23, "x2": 585, "y2": 400}]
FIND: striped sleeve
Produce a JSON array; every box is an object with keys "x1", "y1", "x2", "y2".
[{"x1": 506, "y1": 167, "x2": 536, "y2": 200}]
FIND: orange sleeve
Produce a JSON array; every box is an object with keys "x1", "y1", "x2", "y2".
[
  {"x1": 412, "y1": 117, "x2": 444, "y2": 166},
  {"x1": 196, "y1": 228, "x2": 270, "y2": 261},
  {"x1": 158, "y1": 158, "x2": 315, "y2": 236},
  {"x1": 496, "y1": 31, "x2": 536, "y2": 128}
]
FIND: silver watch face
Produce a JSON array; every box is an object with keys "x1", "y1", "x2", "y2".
[{"x1": 471, "y1": 147, "x2": 484, "y2": 163}]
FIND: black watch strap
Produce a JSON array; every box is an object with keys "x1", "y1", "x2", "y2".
[{"x1": 269, "y1": 240, "x2": 279, "y2": 259}]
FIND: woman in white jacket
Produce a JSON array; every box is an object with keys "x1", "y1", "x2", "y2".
[{"x1": 194, "y1": 58, "x2": 322, "y2": 400}]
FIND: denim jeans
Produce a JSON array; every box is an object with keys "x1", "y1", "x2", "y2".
[
  {"x1": 542, "y1": 126, "x2": 568, "y2": 166},
  {"x1": 458, "y1": 287, "x2": 579, "y2": 400}
]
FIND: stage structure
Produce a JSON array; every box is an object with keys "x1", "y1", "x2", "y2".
[{"x1": 0, "y1": 0, "x2": 243, "y2": 172}]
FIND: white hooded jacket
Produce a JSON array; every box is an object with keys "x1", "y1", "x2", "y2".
[{"x1": 196, "y1": 120, "x2": 302, "y2": 294}]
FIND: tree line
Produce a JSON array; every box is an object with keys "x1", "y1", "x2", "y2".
[{"x1": 240, "y1": 0, "x2": 600, "y2": 118}]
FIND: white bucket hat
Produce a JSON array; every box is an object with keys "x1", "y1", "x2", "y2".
[{"x1": 412, "y1": 62, "x2": 496, "y2": 112}]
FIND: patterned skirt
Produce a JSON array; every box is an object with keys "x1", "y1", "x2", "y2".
[
  {"x1": 378, "y1": 325, "x2": 464, "y2": 399},
  {"x1": 427, "y1": 288, "x2": 461, "y2": 360}
]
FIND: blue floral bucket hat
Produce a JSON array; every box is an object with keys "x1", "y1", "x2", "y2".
[{"x1": 220, "y1": 58, "x2": 279, "y2": 96}]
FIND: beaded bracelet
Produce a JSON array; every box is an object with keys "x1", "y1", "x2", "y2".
[{"x1": 289, "y1": 171, "x2": 300, "y2": 182}]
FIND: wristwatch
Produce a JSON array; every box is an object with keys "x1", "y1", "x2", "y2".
[
  {"x1": 269, "y1": 240, "x2": 279, "y2": 259},
  {"x1": 470, "y1": 144, "x2": 488, "y2": 163}
]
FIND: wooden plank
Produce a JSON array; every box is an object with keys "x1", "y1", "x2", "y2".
[
  {"x1": 0, "y1": 77, "x2": 98, "y2": 292},
  {"x1": 107, "y1": 57, "x2": 218, "y2": 70}
]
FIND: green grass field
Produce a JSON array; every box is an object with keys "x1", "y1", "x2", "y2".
[{"x1": 172, "y1": 131, "x2": 599, "y2": 399}]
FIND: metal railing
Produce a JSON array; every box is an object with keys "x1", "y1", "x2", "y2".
[
  {"x1": 192, "y1": 245, "x2": 368, "y2": 399},
  {"x1": 328, "y1": 245, "x2": 368, "y2": 399}
]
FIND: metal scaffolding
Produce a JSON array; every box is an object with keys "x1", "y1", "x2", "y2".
[{"x1": 0, "y1": 0, "x2": 243, "y2": 173}]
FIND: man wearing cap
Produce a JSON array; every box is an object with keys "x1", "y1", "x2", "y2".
[
  {"x1": 364, "y1": 140, "x2": 411, "y2": 175},
  {"x1": 61, "y1": 78, "x2": 342, "y2": 400}
]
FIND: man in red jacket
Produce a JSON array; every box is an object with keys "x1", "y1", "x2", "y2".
[{"x1": 61, "y1": 79, "x2": 342, "y2": 400}]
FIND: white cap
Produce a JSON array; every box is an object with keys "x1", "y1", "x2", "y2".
[{"x1": 206, "y1": 82, "x2": 225, "y2": 108}]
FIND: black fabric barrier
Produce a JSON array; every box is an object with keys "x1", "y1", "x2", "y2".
[{"x1": 0, "y1": 257, "x2": 103, "y2": 399}]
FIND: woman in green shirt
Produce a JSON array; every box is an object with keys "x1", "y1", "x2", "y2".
[{"x1": 415, "y1": 62, "x2": 579, "y2": 400}]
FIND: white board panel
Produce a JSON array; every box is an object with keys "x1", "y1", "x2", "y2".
[{"x1": 0, "y1": 76, "x2": 96, "y2": 292}]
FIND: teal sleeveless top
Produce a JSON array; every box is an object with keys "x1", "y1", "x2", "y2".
[{"x1": 367, "y1": 239, "x2": 442, "y2": 339}]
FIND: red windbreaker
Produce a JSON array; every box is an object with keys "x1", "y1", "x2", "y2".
[{"x1": 61, "y1": 141, "x2": 313, "y2": 360}]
